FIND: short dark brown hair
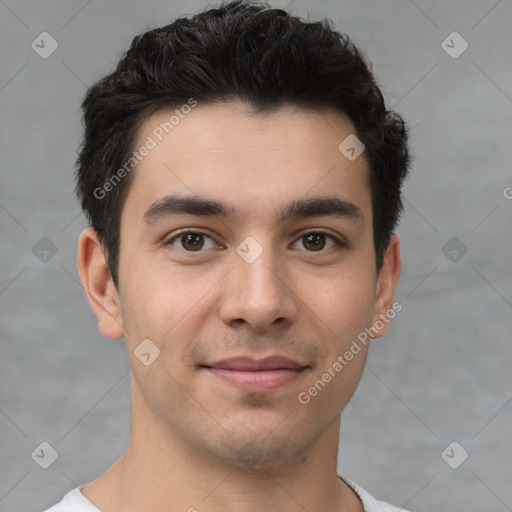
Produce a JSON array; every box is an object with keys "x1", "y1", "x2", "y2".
[{"x1": 75, "y1": 0, "x2": 411, "y2": 289}]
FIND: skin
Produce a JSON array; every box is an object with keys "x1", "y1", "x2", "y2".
[{"x1": 77, "y1": 102, "x2": 401, "y2": 512}]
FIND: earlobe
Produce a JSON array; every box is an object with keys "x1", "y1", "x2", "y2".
[
  {"x1": 370, "y1": 233, "x2": 402, "y2": 339},
  {"x1": 77, "y1": 227, "x2": 124, "y2": 339}
]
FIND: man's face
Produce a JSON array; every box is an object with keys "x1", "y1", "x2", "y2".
[{"x1": 109, "y1": 102, "x2": 396, "y2": 468}]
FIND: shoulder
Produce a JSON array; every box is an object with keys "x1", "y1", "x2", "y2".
[
  {"x1": 41, "y1": 486, "x2": 101, "y2": 512},
  {"x1": 339, "y1": 474, "x2": 412, "y2": 512}
]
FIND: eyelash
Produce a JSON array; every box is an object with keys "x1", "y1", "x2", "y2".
[{"x1": 164, "y1": 229, "x2": 346, "y2": 254}]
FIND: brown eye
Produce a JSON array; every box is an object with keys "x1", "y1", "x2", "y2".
[
  {"x1": 302, "y1": 233, "x2": 326, "y2": 251},
  {"x1": 180, "y1": 233, "x2": 204, "y2": 251},
  {"x1": 292, "y1": 231, "x2": 343, "y2": 252},
  {"x1": 166, "y1": 231, "x2": 216, "y2": 252}
]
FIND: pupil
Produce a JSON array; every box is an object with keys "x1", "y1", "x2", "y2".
[
  {"x1": 183, "y1": 233, "x2": 203, "y2": 250},
  {"x1": 305, "y1": 233, "x2": 325, "y2": 251}
]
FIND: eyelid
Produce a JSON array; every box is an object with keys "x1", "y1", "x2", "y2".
[
  {"x1": 165, "y1": 228, "x2": 222, "y2": 251},
  {"x1": 291, "y1": 229, "x2": 347, "y2": 252},
  {"x1": 164, "y1": 228, "x2": 347, "y2": 252},
  {"x1": 293, "y1": 227, "x2": 347, "y2": 246}
]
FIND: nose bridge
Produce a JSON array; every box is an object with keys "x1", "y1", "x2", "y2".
[
  {"x1": 220, "y1": 237, "x2": 296, "y2": 330},
  {"x1": 240, "y1": 245, "x2": 281, "y2": 296}
]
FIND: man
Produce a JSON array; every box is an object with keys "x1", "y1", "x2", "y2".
[{"x1": 44, "y1": 1, "x2": 411, "y2": 510}]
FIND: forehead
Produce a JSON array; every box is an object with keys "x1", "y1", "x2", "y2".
[{"x1": 122, "y1": 102, "x2": 371, "y2": 226}]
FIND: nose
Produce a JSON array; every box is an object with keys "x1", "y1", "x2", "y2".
[{"x1": 219, "y1": 244, "x2": 298, "y2": 333}]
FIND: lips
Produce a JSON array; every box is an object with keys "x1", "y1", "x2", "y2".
[
  {"x1": 202, "y1": 356, "x2": 308, "y2": 392},
  {"x1": 205, "y1": 356, "x2": 305, "y2": 371}
]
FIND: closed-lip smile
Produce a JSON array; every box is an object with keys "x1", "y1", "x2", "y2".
[{"x1": 202, "y1": 356, "x2": 309, "y2": 392}]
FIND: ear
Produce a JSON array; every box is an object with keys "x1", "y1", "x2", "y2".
[
  {"x1": 369, "y1": 233, "x2": 402, "y2": 339},
  {"x1": 77, "y1": 227, "x2": 124, "y2": 339}
]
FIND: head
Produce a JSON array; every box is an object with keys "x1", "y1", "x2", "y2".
[{"x1": 76, "y1": 0, "x2": 410, "y2": 470}]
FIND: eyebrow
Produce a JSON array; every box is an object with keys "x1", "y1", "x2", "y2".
[{"x1": 142, "y1": 194, "x2": 364, "y2": 226}]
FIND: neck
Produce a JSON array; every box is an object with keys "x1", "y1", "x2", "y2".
[{"x1": 81, "y1": 388, "x2": 363, "y2": 512}]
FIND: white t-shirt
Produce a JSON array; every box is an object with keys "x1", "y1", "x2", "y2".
[{"x1": 42, "y1": 475, "x2": 410, "y2": 512}]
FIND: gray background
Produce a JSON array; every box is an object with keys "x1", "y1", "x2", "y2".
[{"x1": 1, "y1": 0, "x2": 511, "y2": 511}]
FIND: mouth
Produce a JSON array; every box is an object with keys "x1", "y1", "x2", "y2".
[{"x1": 201, "y1": 356, "x2": 309, "y2": 393}]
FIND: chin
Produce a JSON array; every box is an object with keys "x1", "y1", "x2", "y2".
[
  {"x1": 233, "y1": 441, "x2": 295, "y2": 469},
  {"x1": 205, "y1": 422, "x2": 312, "y2": 471}
]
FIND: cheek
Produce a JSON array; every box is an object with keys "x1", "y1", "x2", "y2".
[
  {"x1": 297, "y1": 342, "x2": 368, "y2": 422},
  {"x1": 298, "y1": 265, "x2": 376, "y2": 345},
  {"x1": 119, "y1": 254, "x2": 188, "y2": 330},
  {"x1": 119, "y1": 258, "x2": 216, "y2": 369}
]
